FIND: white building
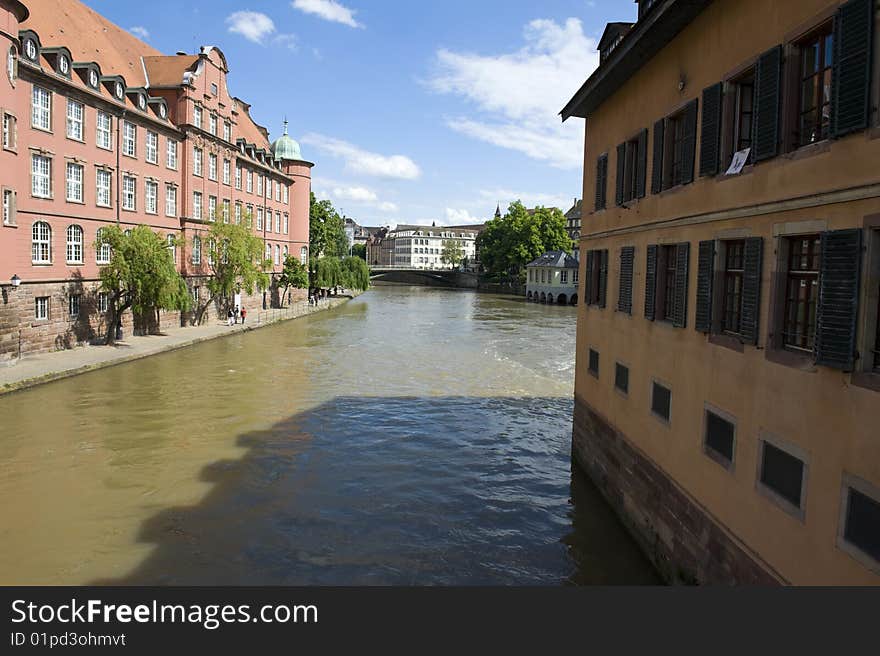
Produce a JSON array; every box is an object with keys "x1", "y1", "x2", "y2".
[
  {"x1": 526, "y1": 251, "x2": 579, "y2": 305},
  {"x1": 390, "y1": 224, "x2": 478, "y2": 270}
]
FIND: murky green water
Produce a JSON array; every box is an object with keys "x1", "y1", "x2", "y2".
[{"x1": 0, "y1": 286, "x2": 658, "y2": 585}]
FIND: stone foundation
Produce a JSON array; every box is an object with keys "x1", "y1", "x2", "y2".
[
  {"x1": 0, "y1": 276, "x2": 306, "y2": 363},
  {"x1": 572, "y1": 396, "x2": 784, "y2": 585}
]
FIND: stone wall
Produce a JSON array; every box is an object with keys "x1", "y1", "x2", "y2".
[{"x1": 572, "y1": 396, "x2": 784, "y2": 585}]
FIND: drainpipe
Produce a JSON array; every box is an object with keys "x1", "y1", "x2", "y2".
[{"x1": 116, "y1": 110, "x2": 126, "y2": 226}]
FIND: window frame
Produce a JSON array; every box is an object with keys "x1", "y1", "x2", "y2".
[
  {"x1": 166, "y1": 139, "x2": 178, "y2": 169},
  {"x1": 31, "y1": 153, "x2": 52, "y2": 199},
  {"x1": 193, "y1": 147, "x2": 203, "y2": 176},
  {"x1": 721, "y1": 240, "x2": 746, "y2": 335},
  {"x1": 794, "y1": 21, "x2": 835, "y2": 149},
  {"x1": 837, "y1": 472, "x2": 880, "y2": 574},
  {"x1": 192, "y1": 192, "x2": 202, "y2": 220},
  {"x1": 96, "y1": 227, "x2": 111, "y2": 264},
  {"x1": 121, "y1": 175, "x2": 136, "y2": 211},
  {"x1": 2, "y1": 111, "x2": 17, "y2": 151},
  {"x1": 122, "y1": 121, "x2": 137, "y2": 158},
  {"x1": 96, "y1": 111, "x2": 112, "y2": 150},
  {"x1": 1, "y1": 187, "x2": 15, "y2": 226},
  {"x1": 31, "y1": 85, "x2": 51, "y2": 132},
  {"x1": 65, "y1": 161, "x2": 83, "y2": 203},
  {"x1": 614, "y1": 361, "x2": 630, "y2": 396},
  {"x1": 755, "y1": 432, "x2": 809, "y2": 522},
  {"x1": 587, "y1": 347, "x2": 600, "y2": 378},
  {"x1": 165, "y1": 185, "x2": 177, "y2": 217},
  {"x1": 34, "y1": 296, "x2": 49, "y2": 321},
  {"x1": 781, "y1": 234, "x2": 822, "y2": 353},
  {"x1": 145, "y1": 130, "x2": 158, "y2": 164},
  {"x1": 65, "y1": 98, "x2": 84, "y2": 142},
  {"x1": 650, "y1": 378, "x2": 672, "y2": 426},
  {"x1": 702, "y1": 404, "x2": 737, "y2": 472},
  {"x1": 96, "y1": 168, "x2": 112, "y2": 208},
  {"x1": 68, "y1": 293, "x2": 80, "y2": 318},
  {"x1": 65, "y1": 224, "x2": 83, "y2": 264},
  {"x1": 145, "y1": 180, "x2": 158, "y2": 215},
  {"x1": 31, "y1": 221, "x2": 51, "y2": 264}
]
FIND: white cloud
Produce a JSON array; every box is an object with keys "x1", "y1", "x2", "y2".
[
  {"x1": 226, "y1": 11, "x2": 276, "y2": 44},
  {"x1": 129, "y1": 26, "x2": 150, "y2": 40},
  {"x1": 445, "y1": 208, "x2": 480, "y2": 224},
  {"x1": 291, "y1": 0, "x2": 363, "y2": 28},
  {"x1": 313, "y1": 178, "x2": 399, "y2": 214},
  {"x1": 479, "y1": 188, "x2": 572, "y2": 212},
  {"x1": 302, "y1": 134, "x2": 421, "y2": 180},
  {"x1": 428, "y1": 18, "x2": 597, "y2": 169},
  {"x1": 273, "y1": 34, "x2": 299, "y2": 51}
]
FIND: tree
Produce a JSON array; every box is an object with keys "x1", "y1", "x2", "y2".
[
  {"x1": 312, "y1": 256, "x2": 342, "y2": 293},
  {"x1": 311, "y1": 256, "x2": 370, "y2": 295},
  {"x1": 341, "y1": 256, "x2": 370, "y2": 291},
  {"x1": 477, "y1": 201, "x2": 571, "y2": 280},
  {"x1": 96, "y1": 225, "x2": 190, "y2": 345},
  {"x1": 278, "y1": 255, "x2": 309, "y2": 307},
  {"x1": 309, "y1": 192, "x2": 348, "y2": 258},
  {"x1": 441, "y1": 240, "x2": 465, "y2": 268},
  {"x1": 191, "y1": 219, "x2": 270, "y2": 325},
  {"x1": 351, "y1": 243, "x2": 367, "y2": 260}
]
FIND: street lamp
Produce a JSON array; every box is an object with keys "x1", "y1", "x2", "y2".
[{"x1": 10, "y1": 274, "x2": 20, "y2": 288}]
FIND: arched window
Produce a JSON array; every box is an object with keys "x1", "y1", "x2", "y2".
[
  {"x1": 66, "y1": 224, "x2": 83, "y2": 263},
  {"x1": 283, "y1": 245, "x2": 289, "y2": 261},
  {"x1": 274, "y1": 244, "x2": 281, "y2": 265},
  {"x1": 167, "y1": 234, "x2": 176, "y2": 263},
  {"x1": 192, "y1": 235, "x2": 201, "y2": 264},
  {"x1": 300, "y1": 246, "x2": 308, "y2": 265},
  {"x1": 96, "y1": 227, "x2": 111, "y2": 264},
  {"x1": 32, "y1": 221, "x2": 51, "y2": 263},
  {"x1": 7, "y1": 46, "x2": 16, "y2": 84},
  {"x1": 265, "y1": 243, "x2": 271, "y2": 261}
]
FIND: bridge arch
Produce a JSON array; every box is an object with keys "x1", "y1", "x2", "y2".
[{"x1": 556, "y1": 294, "x2": 567, "y2": 306}]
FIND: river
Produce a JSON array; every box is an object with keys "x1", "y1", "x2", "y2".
[{"x1": 0, "y1": 286, "x2": 658, "y2": 585}]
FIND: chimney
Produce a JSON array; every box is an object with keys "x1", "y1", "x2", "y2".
[{"x1": 176, "y1": 51, "x2": 187, "y2": 56}]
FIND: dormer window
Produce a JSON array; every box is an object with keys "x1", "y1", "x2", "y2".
[
  {"x1": 88, "y1": 69, "x2": 98, "y2": 89},
  {"x1": 115, "y1": 82, "x2": 124, "y2": 100},
  {"x1": 159, "y1": 104, "x2": 167, "y2": 119},
  {"x1": 138, "y1": 95, "x2": 146, "y2": 111},
  {"x1": 58, "y1": 55, "x2": 69, "y2": 76},
  {"x1": 23, "y1": 38, "x2": 37, "y2": 62}
]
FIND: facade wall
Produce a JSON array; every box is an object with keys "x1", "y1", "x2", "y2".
[
  {"x1": 574, "y1": 0, "x2": 880, "y2": 584},
  {"x1": 526, "y1": 266, "x2": 578, "y2": 303}
]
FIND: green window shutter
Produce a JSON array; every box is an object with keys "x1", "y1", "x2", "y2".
[
  {"x1": 673, "y1": 242, "x2": 690, "y2": 328},
  {"x1": 645, "y1": 245, "x2": 658, "y2": 321},
  {"x1": 636, "y1": 129, "x2": 648, "y2": 198},
  {"x1": 598, "y1": 250, "x2": 609, "y2": 309},
  {"x1": 695, "y1": 240, "x2": 715, "y2": 333},
  {"x1": 740, "y1": 237, "x2": 764, "y2": 345},
  {"x1": 651, "y1": 119, "x2": 665, "y2": 194},
  {"x1": 595, "y1": 155, "x2": 608, "y2": 211},
  {"x1": 585, "y1": 250, "x2": 595, "y2": 305},
  {"x1": 615, "y1": 143, "x2": 626, "y2": 206},
  {"x1": 816, "y1": 229, "x2": 863, "y2": 370},
  {"x1": 618, "y1": 246, "x2": 635, "y2": 314},
  {"x1": 832, "y1": 0, "x2": 875, "y2": 138},
  {"x1": 699, "y1": 83, "x2": 723, "y2": 177},
  {"x1": 679, "y1": 99, "x2": 699, "y2": 185},
  {"x1": 753, "y1": 45, "x2": 783, "y2": 162}
]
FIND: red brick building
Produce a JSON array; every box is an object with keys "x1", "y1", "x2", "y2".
[{"x1": 0, "y1": 0, "x2": 313, "y2": 359}]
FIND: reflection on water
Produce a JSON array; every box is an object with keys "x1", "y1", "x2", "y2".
[{"x1": 0, "y1": 287, "x2": 658, "y2": 585}]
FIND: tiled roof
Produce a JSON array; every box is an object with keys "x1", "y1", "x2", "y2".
[
  {"x1": 526, "y1": 251, "x2": 579, "y2": 269},
  {"x1": 21, "y1": 0, "x2": 162, "y2": 87},
  {"x1": 143, "y1": 55, "x2": 200, "y2": 88}
]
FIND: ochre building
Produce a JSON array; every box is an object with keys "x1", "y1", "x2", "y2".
[
  {"x1": 0, "y1": 0, "x2": 313, "y2": 359},
  {"x1": 563, "y1": 0, "x2": 879, "y2": 584}
]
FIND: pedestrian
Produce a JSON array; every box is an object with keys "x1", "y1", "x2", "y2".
[
  {"x1": 227, "y1": 308, "x2": 234, "y2": 326},
  {"x1": 240, "y1": 307, "x2": 247, "y2": 324},
  {"x1": 234, "y1": 305, "x2": 240, "y2": 324}
]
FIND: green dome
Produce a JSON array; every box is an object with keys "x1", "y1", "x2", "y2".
[{"x1": 271, "y1": 121, "x2": 303, "y2": 161}]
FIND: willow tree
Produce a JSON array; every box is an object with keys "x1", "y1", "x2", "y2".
[
  {"x1": 278, "y1": 255, "x2": 309, "y2": 307},
  {"x1": 96, "y1": 225, "x2": 190, "y2": 345},
  {"x1": 341, "y1": 256, "x2": 370, "y2": 291},
  {"x1": 191, "y1": 220, "x2": 269, "y2": 325}
]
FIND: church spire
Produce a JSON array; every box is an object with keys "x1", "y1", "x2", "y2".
[{"x1": 495, "y1": 203, "x2": 502, "y2": 219}]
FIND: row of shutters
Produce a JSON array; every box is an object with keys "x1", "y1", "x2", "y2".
[
  {"x1": 597, "y1": 0, "x2": 875, "y2": 209},
  {"x1": 588, "y1": 229, "x2": 864, "y2": 371}
]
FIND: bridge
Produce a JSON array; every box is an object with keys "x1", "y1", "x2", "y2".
[{"x1": 369, "y1": 267, "x2": 479, "y2": 288}]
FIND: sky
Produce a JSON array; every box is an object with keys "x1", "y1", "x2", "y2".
[{"x1": 86, "y1": 0, "x2": 636, "y2": 227}]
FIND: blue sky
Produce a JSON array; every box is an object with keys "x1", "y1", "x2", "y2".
[{"x1": 86, "y1": 0, "x2": 636, "y2": 226}]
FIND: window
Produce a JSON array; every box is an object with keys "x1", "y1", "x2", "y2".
[
  {"x1": 192, "y1": 235, "x2": 202, "y2": 264},
  {"x1": 64, "y1": 225, "x2": 83, "y2": 263},
  {"x1": 840, "y1": 475, "x2": 880, "y2": 568},
  {"x1": 266, "y1": 211, "x2": 272, "y2": 233},
  {"x1": 96, "y1": 228, "x2": 111, "y2": 264},
  {"x1": 275, "y1": 183, "x2": 281, "y2": 202},
  {"x1": 191, "y1": 286, "x2": 200, "y2": 304},
  {"x1": 721, "y1": 241, "x2": 745, "y2": 333},
  {"x1": 96, "y1": 169, "x2": 112, "y2": 207},
  {"x1": 584, "y1": 249, "x2": 608, "y2": 306},
  {"x1": 96, "y1": 111, "x2": 112, "y2": 150},
  {"x1": 34, "y1": 296, "x2": 48, "y2": 320},
  {"x1": 208, "y1": 196, "x2": 217, "y2": 221},
  {"x1": 223, "y1": 121, "x2": 231, "y2": 142},
  {"x1": 275, "y1": 244, "x2": 281, "y2": 265},
  {"x1": 193, "y1": 147, "x2": 203, "y2": 176},
  {"x1": 646, "y1": 243, "x2": 689, "y2": 326},
  {"x1": 257, "y1": 207, "x2": 263, "y2": 231},
  {"x1": 588, "y1": 348, "x2": 599, "y2": 377},
  {"x1": 301, "y1": 247, "x2": 308, "y2": 265},
  {"x1": 209, "y1": 153, "x2": 217, "y2": 180},
  {"x1": 209, "y1": 113, "x2": 217, "y2": 135},
  {"x1": 257, "y1": 175, "x2": 263, "y2": 196},
  {"x1": 122, "y1": 121, "x2": 136, "y2": 157},
  {"x1": 193, "y1": 105, "x2": 202, "y2": 129},
  {"x1": 166, "y1": 185, "x2": 177, "y2": 217},
  {"x1": 223, "y1": 159, "x2": 230, "y2": 184},
  {"x1": 246, "y1": 170, "x2": 253, "y2": 193},
  {"x1": 211, "y1": 83, "x2": 218, "y2": 96},
  {"x1": 561, "y1": 270, "x2": 568, "y2": 284},
  {"x1": 145, "y1": 180, "x2": 158, "y2": 214},
  {"x1": 66, "y1": 100, "x2": 83, "y2": 141},
  {"x1": 731, "y1": 69, "x2": 754, "y2": 155},
  {"x1": 284, "y1": 245, "x2": 289, "y2": 261},
  {"x1": 782, "y1": 235, "x2": 821, "y2": 352},
  {"x1": 65, "y1": 162, "x2": 83, "y2": 203},
  {"x1": 32, "y1": 221, "x2": 51, "y2": 263},
  {"x1": 595, "y1": 154, "x2": 608, "y2": 211},
  {"x1": 122, "y1": 176, "x2": 136, "y2": 211},
  {"x1": 31, "y1": 86, "x2": 51, "y2": 131},
  {"x1": 662, "y1": 246, "x2": 677, "y2": 321},
  {"x1": 68, "y1": 294, "x2": 80, "y2": 318},
  {"x1": 31, "y1": 154, "x2": 51, "y2": 198},
  {"x1": 654, "y1": 101, "x2": 698, "y2": 193},
  {"x1": 651, "y1": 381, "x2": 671, "y2": 423},
  {"x1": 704, "y1": 408, "x2": 735, "y2": 467},
  {"x1": 235, "y1": 203, "x2": 242, "y2": 225},
  {"x1": 275, "y1": 212, "x2": 281, "y2": 233},
  {"x1": 265, "y1": 242, "x2": 272, "y2": 262},
  {"x1": 758, "y1": 438, "x2": 807, "y2": 515},
  {"x1": 2, "y1": 112, "x2": 15, "y2": 150},
  {"x1": 246, "y1": 204, "x2": 253, "y2": 227},
  {"x1": 7, "y1": 45, "x2": 16, "y2": 84},
  {"x1": 283, "y1": 214, "x2": 289, "y2": 234},
  {"x1": 283, "y1": 185, "x2": 289, "y2": 204},
  {"x1": 222, "y1": 199, "x2": 230, "y2": 223},
  {"x1": 145, "y1": 131, "x2": 158, "y2": 163},
  {"x1": 97, "y1": 292, "x2": 108, "y2": 314},
  {"x1": 167, "y1": 234, "x2": 176, "y2": 262},
  {"x1": 796, "y1": 24, "x2": 834, "y2": 147},
  {"x1": 614, "y1": 363, "x2": 629, "y2": 395},
  {"x1": 616, "y1": 131, "x2": 646, "y2": 205},
  {"x1": 235, "y1": 166, "x2": 242, "y2": 190},
  {"x1": 266, "y1": 179, "x2": 272, "y2": 198},
  {"x1": 2, "y1": 189, "x2": 14, "y2": 225},
  {"x1": 166, "y1": 139, "x2": 178, "y2": 169}
]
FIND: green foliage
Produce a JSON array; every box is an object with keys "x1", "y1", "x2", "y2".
[
  {"x1": 95, "y1": 225, "x2": 190, "y2": 344},
  {"x1": 440, "y1": 240, "x2": 465, "y2": 268},
  {"x1": 193, "y1": 218, "x2": 269, "y2": 324},
  {"x1": 351, "y1": 243, "x2": 367, "y2": 260},
  {"x1": 341, "y1": 256, "x2": 370, "y2": 291},
  {"x1": 278, "y1": 255, "x2": 309, "y2": 306},
  {"x1": 311, "y1": 256, "x2": 370, "y2": 292},
  {"x1": 477, "y1": 201, "x2": 571, "y2": 278},
  {"x1": 309, "y1": 192, "x2": 348, "y2": 258},
  {"x1": 312, "y1": 256, "x2": 342, "y2": 290}
]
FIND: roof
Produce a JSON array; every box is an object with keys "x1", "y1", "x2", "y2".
[
  {"x1": 142, "y1": 55, "x2": 199, "y2": 87},
  {"x1": 561, "y1": 0, "x2": 714, "y2": 120},
  {"x1": 598, "y1": 22, "x2": 634, "y2": 50},
  {"x1": 271, "y1": 121, "x2": 303, "y2": 161},
  {"x1": 526, "y1": 251, "x2": 579, "y2": 269},
  {"x1": 393, "y1": 224, "x2": 479, "y2": 235},
  {"x1": 565, "y1": 199, "x2": 582, "y2": 219},
  {"x1": 20, "y1": 0, "x2": 162, "y2": 87},
  {"x1": 4, "y1": 0, "x2": 28, "y2": 21}
]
